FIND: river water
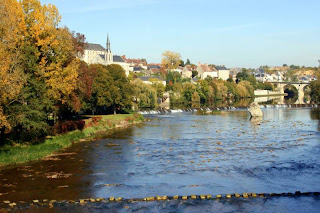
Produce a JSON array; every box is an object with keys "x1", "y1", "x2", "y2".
[{"x1": 0, "y1": 107, "x2": 319, "y2": 212}]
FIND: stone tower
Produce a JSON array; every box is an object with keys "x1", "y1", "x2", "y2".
[{"x1": 105, "y1": 34, "x2": 113, "y2": 63}]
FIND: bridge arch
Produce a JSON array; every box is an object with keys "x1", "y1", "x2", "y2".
[{"x1": 271, "y1": 82, "x2": 310, "y2": 104}]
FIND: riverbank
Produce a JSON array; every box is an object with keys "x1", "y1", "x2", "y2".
[{"x1": 0, "y1": 113, "x2": 144, "y2": 168}]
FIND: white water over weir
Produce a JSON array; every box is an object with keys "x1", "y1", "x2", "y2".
[{"x1": 138, "y1": 104, "x2": 318, "y2": 114}]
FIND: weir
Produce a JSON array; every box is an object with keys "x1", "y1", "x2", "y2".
[{"x1": 1, "y1": 191, "x2": 320, "y2": 209}]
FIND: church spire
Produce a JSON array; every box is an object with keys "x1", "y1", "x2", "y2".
[
  {"x1": 107, "y1": 34, "x2": 111, "y2": 53},
  {"x1": 105, "y1": 33, "x2": 113, "y2": 63}
]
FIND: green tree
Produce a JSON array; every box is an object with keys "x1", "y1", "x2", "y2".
[
  {"x1": 192, "y1": 71, "x2": 198, "y2": 78},
  {"x1": 310, "y1": 79, "x2": 320, "y2": 103},
  {"x1": 89, "y1": 64, "x2": 115, "y2": 114},
  {"x1": 151, "y1": 82, "x2": 165, "y2": 99},
  {"x1": 236, "y1": 69, "x2": 256, "y2": 88},
  {"x1": 131, "y1": 79, "x2": 157, "y2": 109},
  {"x1": 185, "y1": 59, "x2": 191, "y2": 66},
  {"x1": 180, "y1": 60, "x2": 185, "y2": 67},
  {"x1": 227, "y1": 77, "x2": 233, "y2": 82},
  {"x1": 105, "y1": 64, "x2": 133, "y2": 114},
  {"x1": 166, "y1": 71, "x2": 182, "y2": 85},
  {"x1": 182, "y1": 83, "x2": 196, "y2": 103},
  {"x1": 4, "y1": 44, "x2": 52, "y2": 142}
]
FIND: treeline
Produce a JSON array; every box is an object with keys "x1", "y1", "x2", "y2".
[
  {"x1": 167, "y1": 76, "x2": 254, "y2": 105},
  {"x1": 310, "y1": 79, "x2": 320, "y2": 103},
  {"x1": 164, "y1": 69, "x2": 274, "y2": 105},
  {"x1": 0, "y1": 0, "x2": 133, "y2": 142}
]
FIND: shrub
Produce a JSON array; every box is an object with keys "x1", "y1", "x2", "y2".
[
  {"x1": 52, "y1": 120, "x2": 85, "y2": 135},
  {"x1": 92, "y1": 116, "x2": 102, "y2": 124}
]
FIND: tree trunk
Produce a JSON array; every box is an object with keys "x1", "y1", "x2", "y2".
[{"x1": 114, "y1": 109, "x2": 116, "y2": 114}]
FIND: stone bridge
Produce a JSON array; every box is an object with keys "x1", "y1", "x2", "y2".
[{"x1": 269, "y1": 82, "x2": 310, "y2": 104}]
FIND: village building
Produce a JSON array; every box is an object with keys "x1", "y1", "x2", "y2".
[
  {"x1": 215, "y1": 66, "x2": 230, "y2": 81},
  {"x1": 254, "y1": 68, "x2": 267, "y2": 82},
  {"x1": 147, "y1": 64, "x2": 161, "y2": 74},
  {"x1": 196, "y1": 63, "x2": 218, "y2": 79},
  {"x1": 81, "y1": 35, "x2": 130, "y2": 76},
  {"x1": 181, "y1": 65, "x2": 193, "y2": 78},
  {"x1": 123, "y1": 57, "x2": 148, "y2": 72},
  {"x1": 137, "y1": 76, "x2": 166, "y2": 86},
  {"x1": 229, "y1": 67, "x2": 242, "y2": 81}
]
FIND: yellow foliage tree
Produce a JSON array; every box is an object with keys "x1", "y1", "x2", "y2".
[
  {"x1": 161, "y1": 51, "x2": 181, "y2": 70},
  {"x1": 0, "y1": 0, "x2": 27, "y2": 130},
  {"x1": 20, "y1": 0, "x2": 78, "y2": 102},
  {"x1": 1, "y1": 0, "x2": 80, "y2": 132}
]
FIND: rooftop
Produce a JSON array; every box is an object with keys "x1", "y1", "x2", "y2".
[
  {"x1": 215, "y1": 66, "x2": 228, "y2": 70},
  {"x1": 84, "y1": 43, "x2": 106, "y2": 51}
]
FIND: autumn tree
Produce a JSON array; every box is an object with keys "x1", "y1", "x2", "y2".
[
  {"x1": 161, "y1": 51, "x2": 181, "y2": 70},
  {"x1": 1, "y1": 0, "x2": 85, "y2": 142},
  {"x1": 0, "y1": 0, "x2": 27, "y2": 135}
]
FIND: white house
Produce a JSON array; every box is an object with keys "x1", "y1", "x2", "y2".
[
  {"x1": 215, "y1": 66, "x2": 230, "y2": 81},
  {"x1": 181, "y1": 65, "x2": 193, "y2": 78},
  {"x1": 81, "y1": 35, "x2": 130, "y2": 76},
  {"x1": 196, "y1": 63, "x2": 218, "y2": 79}
]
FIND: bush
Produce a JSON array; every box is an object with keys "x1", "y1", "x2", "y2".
[
  {"x1": 52, "y1": 120, "x2": 85, "y2": 135},
  {"x1": 92, "y1": 116, "x2": 102, "y2": 124}
]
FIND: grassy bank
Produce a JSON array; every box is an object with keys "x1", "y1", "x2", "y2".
[{"x1": 0, "y1": 113, "x2": 144, "y2": 168}]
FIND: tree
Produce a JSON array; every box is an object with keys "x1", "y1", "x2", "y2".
[
  {"x1": 0, "y1": 0, "x2": 90, "y2": 143},
  {"x1": 227, "y1": 78, "x2": 233, "y2": 82},
  {"x1": 236, "y1": 69, "x2": 256, "y2": 88},
  {"x1": 0, "y1": 0, "x2": 27, "y2": 132},
  {"x1": 283, "y1": 64, "x2": 288, "y2": 67},
  {"x1": 180, "y1": 60, "x2": 185, "y2": 67},
  {"x1": 105, "y1": 64, "x2": 133, "y2": 114},
  {"x1": 151, "y1": 82, "x2": 165, "y2": 99},
  {"x1": 131, "y1": 79, "x2": 157, "y2": 109},
  {"x1": 310, "y1": 79, "x2": 320, "y2": 103},
  {"x1": 89, "y1": 64, "x2": 116, "y2": 114},
  {"x1": 161, "y1": 50, "x2": 181, "y2": 70},
  {"x1": 192, "y1": 71, "x2": 198, "y2": 78},
  {"x1": 182, "y1": 83, "x2": 196, "y2": 103},
  {"x1": 166, "y1": 71, "x2": 182, "y2": 85},
  {"x1": 185, "y1": 59, "x2": 191, "y2": 66},
  {"x1": 72, "y1": 31, "x2": 86, "y2": 57}
]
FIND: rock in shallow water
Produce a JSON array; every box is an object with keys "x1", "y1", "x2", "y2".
[{"x1": 248, "y1": 102, "x2": 263, "y2": 117}]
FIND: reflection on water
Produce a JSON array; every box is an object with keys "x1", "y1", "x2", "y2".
[
  {"x1": 171, "y1": 95, "x2": 311, "y2": 110},
  {"x1": 255, "y1": 95, "x2": 311, "y2": 105},
  {"x1": 0, "y1": 108, "x2": 319, "y2": 212},
  {"x1": 171, "y1": 98, "x2": 253, "y2": 109}
]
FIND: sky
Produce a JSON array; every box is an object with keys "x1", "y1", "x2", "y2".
[{"x1": 40, "y1": 0, "x2": 320, "y2": 68}]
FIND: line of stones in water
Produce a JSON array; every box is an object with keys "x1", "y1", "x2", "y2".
[{"x1": 2, "y1": 191, "x2": 320, "y2": 210}]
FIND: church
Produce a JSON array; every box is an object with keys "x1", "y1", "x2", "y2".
[{"x1": 81, "y1": 35, "x2": 130, "y2": 76}]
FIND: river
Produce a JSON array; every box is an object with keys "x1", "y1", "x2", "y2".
[{"x1": 0, "y1": 107, "x2": 319, "y2": 212}]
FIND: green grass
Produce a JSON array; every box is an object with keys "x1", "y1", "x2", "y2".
[{"x1": 0, "y1": 113, "x2": 144, "y2": 167}]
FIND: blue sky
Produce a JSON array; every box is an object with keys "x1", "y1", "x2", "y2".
[{"x1": 41, "y1": 0, "x2": 320, "y2": 68}]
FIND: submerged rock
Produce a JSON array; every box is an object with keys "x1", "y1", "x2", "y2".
[{"x1": 248, "y1": 102, "x2": 263, "y2": 117}]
